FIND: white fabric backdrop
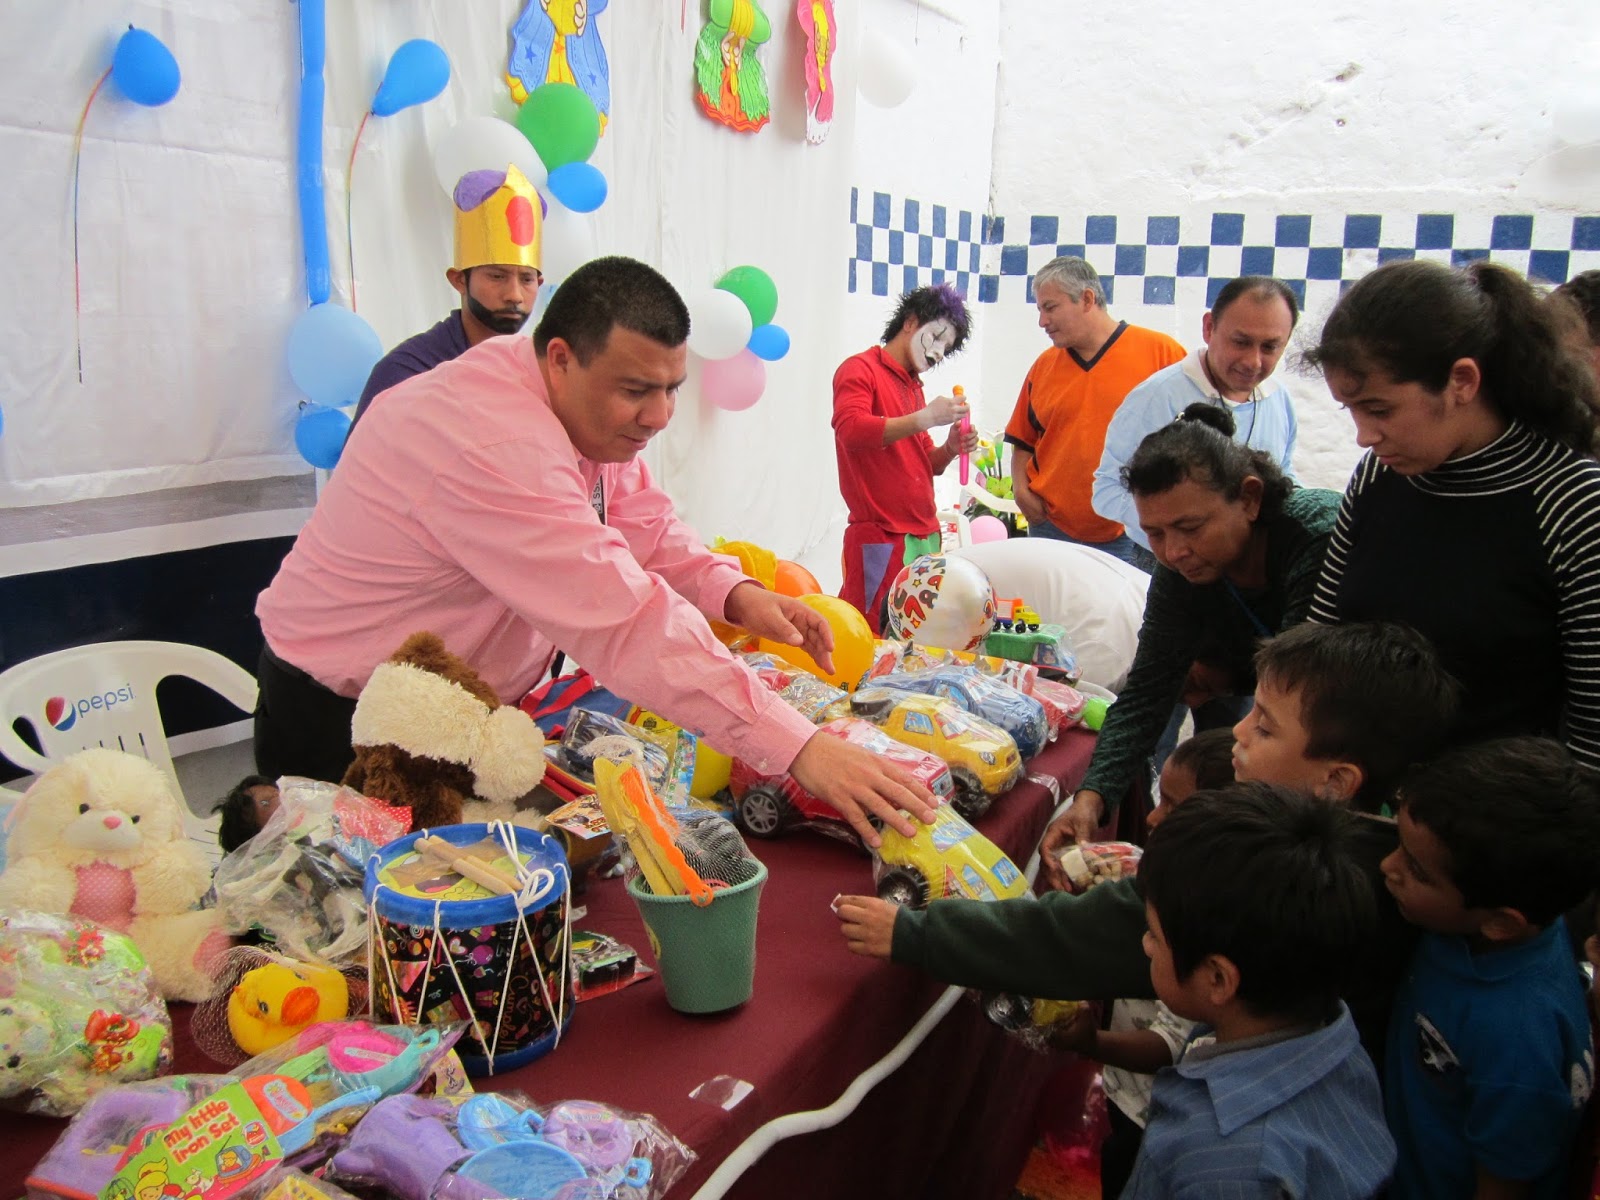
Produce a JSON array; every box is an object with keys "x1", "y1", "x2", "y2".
[{"x1": 0, "y1": 1, "x2": 1003, "y2": 586}]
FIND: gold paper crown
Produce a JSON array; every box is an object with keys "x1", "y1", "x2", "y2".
[{"x1": 453, "y1": 164, "x2": 543, "y2": 272}]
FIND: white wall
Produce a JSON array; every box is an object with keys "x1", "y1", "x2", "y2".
[
  {"x1": 5, "y1": 0, "x2": 1597, "y2": 601},
  {"x1": 971, "y1": 0, "x2": 1600, "y2": 492}
]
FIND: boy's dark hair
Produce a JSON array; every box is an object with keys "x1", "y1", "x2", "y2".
[
  {"x1": 533, "y1": 256, "x2": 691, "y2": 365},
  {"x1": 1168, "y1": 728, "x2": 1236, "y2": 791},
  {"x1": 1123, "y1": 402, "x2": 1293, "y2": 523},
  {"x1": 880, "y1": 283, "x2": 972, "y2": 354},
  {"x1": 1141, "y1": 783, "x2": 1378, "y2": 1021},
  {"x1": 1399, "y1": 737, "x2": 1600, "y2": 927},
  {"x1": 1253, "y1": 621, "x2": 1460, "y2": 811},
  {"x1": 215, "y1": 774, "x2": 273, "y2": 854}
]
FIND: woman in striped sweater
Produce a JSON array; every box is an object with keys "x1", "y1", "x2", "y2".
[{"x1": 1306, "y1": 259, "x2": 1600, "y2": 769}]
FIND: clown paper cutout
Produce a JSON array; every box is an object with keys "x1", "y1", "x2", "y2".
[
  {"x1": 797, "y1": 0, "x2": 835, "y2": 144},
  {"x1": 507, "y1": 0, "x2": 611, "y2": 128},
  {"x1": 694, "y1": 0, "x2": 772, "y2": 133}
]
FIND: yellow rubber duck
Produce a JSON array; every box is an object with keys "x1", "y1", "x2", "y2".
[{"x1": 227, "y1": 961, "x2": 350, "y2": 1056}]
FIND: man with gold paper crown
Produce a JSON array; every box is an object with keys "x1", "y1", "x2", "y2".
[
  {"x1": 255, "y1": 172, "x2": 936, "y2": 847},
  {"x1": 352, "y1": 165, "x2": 545, "y2": 423}
]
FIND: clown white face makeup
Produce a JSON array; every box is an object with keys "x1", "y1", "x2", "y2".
[{"x1": 909, "y1": 318, "x2": 957, "y2": 375}]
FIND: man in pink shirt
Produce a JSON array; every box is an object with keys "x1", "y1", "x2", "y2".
[{"x1": 255, "y1": 256, "x2": 932, "y2": 842}]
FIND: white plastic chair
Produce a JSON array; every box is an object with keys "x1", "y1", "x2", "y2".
[{"x1": 0, "y1": 640, "x2": 258, "y2": 823}]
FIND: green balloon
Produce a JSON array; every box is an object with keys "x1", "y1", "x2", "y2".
[
  {"x1": 516, "y1": 83, "x2": 600, "y2": 171},
  {"x1": 714, "y1": 265, "x2": 779, "y2": 328}
]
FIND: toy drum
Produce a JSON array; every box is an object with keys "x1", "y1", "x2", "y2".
[{"x1": 364, "y1": 823, "x2": 573, "y2": 1076}]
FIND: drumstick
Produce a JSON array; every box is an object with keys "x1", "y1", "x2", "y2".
[{"x1": 415, "y1": 835, "x2": 521, "y2": 895}]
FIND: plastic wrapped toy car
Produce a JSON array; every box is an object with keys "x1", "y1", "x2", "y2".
[
  {"x1": 872, "y1": 803, "x2": 1028, "y2": 908},
  {"x1": 728, "y1": 718, "x2": 957, "y2": 838},
  {"x1": 864, "y1": 668, "x2": 1049, "y2": 758},
  {"x1": 849, "y1": 688, "x2": 1023, "y2": 815}
]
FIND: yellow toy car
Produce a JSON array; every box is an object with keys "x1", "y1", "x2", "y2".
[
  {"x1": 873, "y1": 802, "x2": 1029, "y2": 908},
  {"x1": 849, "y1": 688, "x2": 1023, "y2": 816}
]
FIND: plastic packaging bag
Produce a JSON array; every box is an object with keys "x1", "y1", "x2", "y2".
[
  {"x1": 325, "y1": 1090, "x2": 696, "y2": 1200},
  {"x1": 213, "y1": 779, "x2": 410, "y2": 966},
  {"x1": 0, "y1": 911, "x2": 173, "y2": 1116},
  {"x1": 556, "y1": 709, "x2": 672, "y2": 793},
  {"x1": 1056, "y1": 841, "x2": 1143, "y2": 894}
]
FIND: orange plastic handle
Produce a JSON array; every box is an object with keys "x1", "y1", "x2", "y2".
[{"x1": 620, "y1": 768, "x2": 715, "y2": 907}]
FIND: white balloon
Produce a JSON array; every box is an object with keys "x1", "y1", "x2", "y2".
[
  {"x1": 430, "y1": 117, "x2": 548, "y2": 198},
  {"x1": 541, "y1": 199, "x2": 598, "y2": 286},
  {"x1": 857, "y1": 26, "x2": 917, "y2": 109},
  {"x1": 687, "y1": 289, "x2": 754, "y2": 361},
  {"x1": 1553, "y1": 99, "x2": 1600, "y2": 147}
]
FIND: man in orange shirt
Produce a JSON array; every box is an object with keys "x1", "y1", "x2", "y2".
[{"x1": 1006, "y1": 257, "x2": 1185, "y2": 571}]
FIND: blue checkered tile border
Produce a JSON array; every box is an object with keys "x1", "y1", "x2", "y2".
[{"x1": 847, "y1": 189, "x2": 1600, "y2": 309}]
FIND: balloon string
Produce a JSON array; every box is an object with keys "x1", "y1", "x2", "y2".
[
  {"x1": 346, "y1": 108, "x2": 371, "y2": 312},
  {"x1": 72, "y1": 67, "x2": 112, "y2": 384}
]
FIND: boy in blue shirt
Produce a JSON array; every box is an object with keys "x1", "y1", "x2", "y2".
[
  {"x1": 1126, "y1": 783, "x2": 1395, "y2": 1198},
  {"x1": 1382, "y1": 737, "x2": 1600, "y2": 1200}
]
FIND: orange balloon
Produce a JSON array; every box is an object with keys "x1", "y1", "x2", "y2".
[
  {"x1": 760, "y1": 593, "x2": 876, "y2": 691},
  {"x1": 772, "y1": 559, "x2": 822, "y2": 597}
]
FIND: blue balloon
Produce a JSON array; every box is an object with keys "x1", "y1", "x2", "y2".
[
  {"x1": 747, "y1": 323, "x2": 791, "y2": 361},
  {"x1": 547, "y1": 162, "x2": 607, "y2": 214},
  {"x1": 286, "y1": 304, "x2": 383, "y2": 408},
  {"x1": 297, "y1": 0, "x2": 329, "y2": 304},
  {"x1": 371, "y1": 39, "x2": 451, "y2": 117},
  {"x1": 112, "y1": 27, "x2": 181, "y2": 107},
  {"x1": 295, "y1": 405, "x2": 351, "y2": 470}
]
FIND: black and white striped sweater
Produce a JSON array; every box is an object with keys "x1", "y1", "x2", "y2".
[{"x1": 1310, "y1": 422, "x2": 1600, "y2": 769}]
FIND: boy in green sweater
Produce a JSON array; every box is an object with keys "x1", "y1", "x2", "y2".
[{"x1": 836, "y1": 620, "x2": 1458, "y2": 1059}]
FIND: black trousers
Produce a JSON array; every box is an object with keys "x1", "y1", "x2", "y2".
[{"x1": 253, "y1": 644, "x2": 358, "y2": 784}]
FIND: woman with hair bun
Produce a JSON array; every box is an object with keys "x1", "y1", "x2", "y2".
[
  {"x1": 1306, "y1": 258, "x2": 1600, "y2": 767},
  {"x1": 1039, "y1": 403, "x2": 1343, "y2": 869}
]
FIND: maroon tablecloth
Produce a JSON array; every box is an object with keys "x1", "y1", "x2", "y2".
[{"x1": 4, "y1": 729, "x2": 1096, "y2": 1200}]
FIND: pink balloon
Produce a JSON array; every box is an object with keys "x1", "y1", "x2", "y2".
[
  {"x1": 969, "y1": 514, "x2": 1008, "y2": 543},
  {"x1": 702, "y1": 349, "x2": 767, "y2": 412}
]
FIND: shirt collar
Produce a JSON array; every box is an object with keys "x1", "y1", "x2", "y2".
[
  {"x1": 1179, "y1": 344, "x2": 1268, "y2": 406},
  {"x1": 1419, "y1": 918, "x2": 1569, "y2": 983},
  {"x1": 871, "y1": 343, "x2": 917, "y2": 386},
  {"x1": 1174, "y1": 1002, "x2": 1361, "y2": 1135}
]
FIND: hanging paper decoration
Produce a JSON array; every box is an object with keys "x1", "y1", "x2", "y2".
[
  {"x1": 507, "y1": 0, "x2": 611, "y2": 131},
  {"x1": 796, "y1": 0, "x2": 835, "y2": 144},
  {"x1": 694, "y1": 0, "x2": 772, "y2": 134}
]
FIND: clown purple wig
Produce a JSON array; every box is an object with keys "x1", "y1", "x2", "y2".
[{"x1": 881, "y1": 282, "x2": 972, "y2": 354}]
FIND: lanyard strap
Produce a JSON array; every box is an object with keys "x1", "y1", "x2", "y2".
[{"x1": 1224, "y1": 579, "x2": 1272, "y2": 639}]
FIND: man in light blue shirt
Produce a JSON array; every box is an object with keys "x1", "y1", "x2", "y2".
[{"x1": 1094, "y1": 277, "x2": 1299, "y2": 551}]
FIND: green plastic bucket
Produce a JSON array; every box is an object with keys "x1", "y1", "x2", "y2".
[{"x1": 626, "y1": 859, "x2": 768, "y2": 1013}]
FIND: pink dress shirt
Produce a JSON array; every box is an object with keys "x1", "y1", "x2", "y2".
[{"x1": 256, "y1": 336, "x2": 817, "y2": 775}]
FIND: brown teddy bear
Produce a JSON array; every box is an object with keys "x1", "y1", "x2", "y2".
[{"x1": 342, "y1": 632, "x2": 548, "y2": 829}]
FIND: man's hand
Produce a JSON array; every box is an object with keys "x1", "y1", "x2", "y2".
[
  {"x1": 724, "y1": 582, "x2": 836, "y2": 675},
  {"x1": 1038, "y1": 789, "x2": 1106, "y2": 891},
  {"x1": 942, "y1": 421, "x2": 980, "y2": 456},
  {"x1": 919, "y1": 393, "x2": 969, "y2": 431},
  {"x1": 1013, "y1": 473, "x2": 1047, "y2": 526},
  {"x1": 789, "y1": 732, "x2": 937, "y2": 847},
  {"x1": 835, "y1": 895, "x2": 899, "y2": 959}
]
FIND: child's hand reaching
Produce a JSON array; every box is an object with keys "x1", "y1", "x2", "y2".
[
  {"x1": 1043, "y1": 1003, "x2": 1100, "y2": 1055},
  {"x1": 835, "y1": 895, "x2": 899, "y2": 959}
]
